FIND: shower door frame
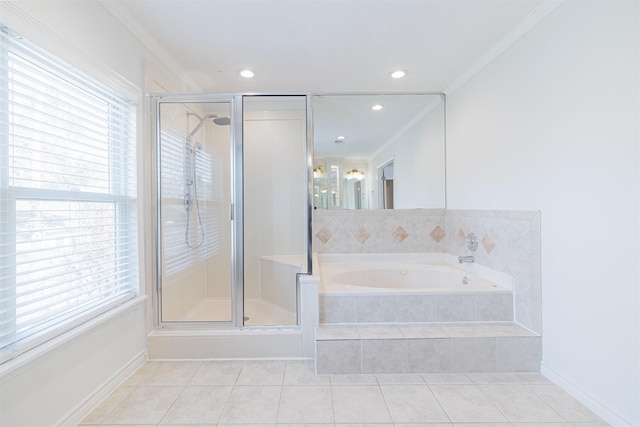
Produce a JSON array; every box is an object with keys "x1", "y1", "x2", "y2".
[{"x1": 151, "y1": 93, "x2": 313, "y2": 330}]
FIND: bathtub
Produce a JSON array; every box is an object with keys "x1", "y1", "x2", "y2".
[
  {"x1": 318, "y1": 253, "x2": 511, "y2": 295},
  {"x1": 317, "y1": 253, "x2": 513, "y2": 323}
]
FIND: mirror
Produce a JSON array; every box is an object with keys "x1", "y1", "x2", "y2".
[{"x1": 313, "y1": 94, "x2": 445, "y2": 209}]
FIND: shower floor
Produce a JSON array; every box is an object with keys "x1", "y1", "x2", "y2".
[{"x1": 183, "y1": 297, "x2": 296, "y2": 326}]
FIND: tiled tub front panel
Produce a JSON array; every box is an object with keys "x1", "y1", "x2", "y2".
[
  {"x1": 320, "y1": 293, "x2": 514, "y2": 324},
  {"x1": 316, "y1": 323, "x2": 541, "y2": 374}
]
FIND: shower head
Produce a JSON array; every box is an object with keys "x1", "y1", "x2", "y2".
[
  {"x1": 188, "y1": 114, "x2": 231, "y2": 138},
  {"x1": 213, "y1": 116, "x2": 231, "y2": 126}
]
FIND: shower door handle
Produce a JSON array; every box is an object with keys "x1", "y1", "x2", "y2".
[{"x1": 230, "y1": 203, "x2": 234, "y2": 221}]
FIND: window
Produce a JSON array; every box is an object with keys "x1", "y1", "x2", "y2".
[
  {"x1": 160, "y1": 129, "x2": 220, "y2": 276},
  {"x1": 0, "y1": 26, "x2": 138, "y2": 363}
]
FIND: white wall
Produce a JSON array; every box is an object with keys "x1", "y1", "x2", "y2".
[
  {"x1": 0, "y1": 1, "x2": 188, "y2": 425},
  {"x1": 446, "y1": 1, "x2": 639, "y2": 425}
]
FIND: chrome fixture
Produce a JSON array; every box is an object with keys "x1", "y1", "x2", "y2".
[
  {"x1": 184, "y1": 113, "x2": 231, "y2": 249},
  {"x1": 465, "y1": 232, "x2": 478, "y2": 252},
  {"x1": 458, "y1": 255, "x2": 475, "y2": 264}
]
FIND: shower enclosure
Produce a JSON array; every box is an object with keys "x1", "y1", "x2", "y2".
[{"x1": 153, "y1": 94, "x2": 310, "y2": 328}]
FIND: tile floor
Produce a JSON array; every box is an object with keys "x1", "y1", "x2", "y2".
[{"x1": 79, "y1": 360, "x2": 610, "y2": 426}]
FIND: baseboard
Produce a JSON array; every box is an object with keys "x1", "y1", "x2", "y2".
[
  {"x1": 57, "y1": 350, "x2": 147, "y2": 427},
  {"x1": 541, "y1": 363, "x2": 634, "y2": 427}
]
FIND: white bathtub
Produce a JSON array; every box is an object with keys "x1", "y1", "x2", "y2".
[{"x1": 318, "y1": 253, "x2": 511, "y2": 295}]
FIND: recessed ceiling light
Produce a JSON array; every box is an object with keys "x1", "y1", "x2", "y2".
[
  {"x1": 390, "y1": 69, "x2": 407, "y2": 79},
  {"x1": 336, "y1": 135, "x2": 345, "y2": 140},
  {"x1": 371, "y1": 104, "x2": 383, "y2": 111},
  {"x1": 239, "y1": 69, "x2": 254, "y2": 78}
]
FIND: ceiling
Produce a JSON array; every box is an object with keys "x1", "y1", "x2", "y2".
[
  {"x1": 117, "y1": 0, "x2": 544, "y2": 94},
  {"x1": 116, "y1": 0, "x2": 545, "y2": 158}
]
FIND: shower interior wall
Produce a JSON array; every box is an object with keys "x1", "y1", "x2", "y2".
[
  {"x1": 159, "y1": 105, "x2": 232, "y2": 321},
  {"x1": 243, "y1": 107, "x2": 307, "y2": 304}
]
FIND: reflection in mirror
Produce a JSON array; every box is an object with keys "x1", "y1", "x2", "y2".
[{"x1": 312, "y1": 94, "x2": 445, "y2": 209}]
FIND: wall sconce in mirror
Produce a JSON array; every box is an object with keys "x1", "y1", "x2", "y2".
[
  {"x1": 345, "y1": 169, "x2": 365, "y2": 180},
  {"x1": 313, "y1": 166, "x2": 325, "y2": 178}
]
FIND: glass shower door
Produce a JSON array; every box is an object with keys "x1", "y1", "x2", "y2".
[
  {"x1": 157, "y1": 100, "x2": 234, "y2": 323},
  {"x1": 242, "y1": 95, "x2": 308, "y2": 326}
]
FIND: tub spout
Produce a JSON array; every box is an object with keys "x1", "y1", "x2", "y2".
[{"x1": 458, "y1": 255, "x2": 475, "y2": 264}]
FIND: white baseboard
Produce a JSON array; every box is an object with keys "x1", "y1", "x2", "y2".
[
  {"x1": 57, "y1": 350, "x2": 147, "y2": 427},
  {"x1": 541, "y1": 363, "x2": 634, "y2": 427}
]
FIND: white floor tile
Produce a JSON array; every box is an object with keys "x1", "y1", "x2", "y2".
[
  {"x1": 218, "y1": 385, "x2": 282, "y2": 424},
  {"x1": 331, "y1": 385, "x2": 392, "y2": 423},
  {"x1": 236, "y1": 360, "x2": 286, "y2": 385},
  {"x1": 380, "y1": 384, "x2": 450, "y2": 423},
  {"x1": 159, "y1": 385, "x2": 232, "y2": 424},
  {"x1": 429, "y1": 384, "x2": 508, "y2": 423},
  {"x1": 478, "y1": 384, "x2": 564, "y2": 423},
  {"x1": 188, "y1": 360, "x2": 244, "y2": 385},
  {"x1": 102, "y1": 386, "x2": 182, "y2": 425},
  {"x1": 277, "y1": 385, "x2": 334, "y2": 424}
]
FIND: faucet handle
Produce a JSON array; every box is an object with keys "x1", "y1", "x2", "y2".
[{"x1": 465, "y1": 233, "x2": 478, "y2": 252}]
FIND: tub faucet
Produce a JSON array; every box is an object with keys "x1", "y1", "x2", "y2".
[{"x1": 458, "y1": 255, "x2": 475, "y2": 264}]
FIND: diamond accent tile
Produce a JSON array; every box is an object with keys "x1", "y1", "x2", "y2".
[
  {"x1": 353, "y1": 226, "x2": 370, "y2": 244},
  {"x1": 316, "y1": 227, "x2": 333, "y2": 244},
  {"x1": 457, "y1": 228, "x2": 466, "y2": 246},
  {"x1": 482, "y1": 233, "x2": 496, "y2": 254},
  {"x1": 391, "y1": 226, "x2": 409, "y2": 243},
  {"x1": 429, "y1": 225, "x2": 446, "y2": 243}
]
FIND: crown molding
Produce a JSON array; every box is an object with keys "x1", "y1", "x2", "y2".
[
  {"x1": 98, "y1": 0, "x2": 202, "y2": 93},
  {"x1": 0, "y1": 1, "x2": 140, "y2": 100},
  {"x1": 443, "y1": 0, "x2": 565, "y2": 96}
]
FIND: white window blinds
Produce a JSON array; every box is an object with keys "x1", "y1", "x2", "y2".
[
  {"x1": 160, "y1": 129, "x2": 220, "y2": 276},
  {"x1": 0, "y1": 26, "x2": 138, "y2": 363}
]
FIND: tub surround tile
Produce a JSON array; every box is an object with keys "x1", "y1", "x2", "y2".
[
  {"x1": 316, "y1": 340, "x2": 361, "y2": 374},
  {"x1": 407, "y1": 338, "x2": 453, "y2": 373},
  {"x1": 316, "y1": 325, "x2": 360, "y2": 340},
  {"x1": 362, "y1": 339, "x2": 408, "y2": 374},
  {"x1": 320, "y1": 295, "x2": 356, "y2": 323},
  {"x1": 451, "y1": 338, "x2": 498, "y2": 373},
  {"x1": 395, "y1": 295, "x2": 437, "y2": 322},
  {"x1": 398, "y1": 323, "x2": 448, "y2": 338},
  {"x1": 316, "y1": 322, "x2": 540, "y2": 374},
  {"x1": 430, "y1": 225, "x2": 447, "y2": 243},
  {"x1": 435, "y1": 295, "x2": 476, "y2": 322},
  {"x1": 357, "y1": 324, "x2": 404, "y2": 339},
  {"x1": 497, "y1": 336, "x2": 542, "y2": 372},
  {"x1": 356, "y1": 295, "x2": 395, "y2": 323},
  {"x1": 476, "y1": 293, "x2": 514, "y2": 321},
  {"x1": 314, "y1": 208, "x2": 541, "y2": 335}
]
